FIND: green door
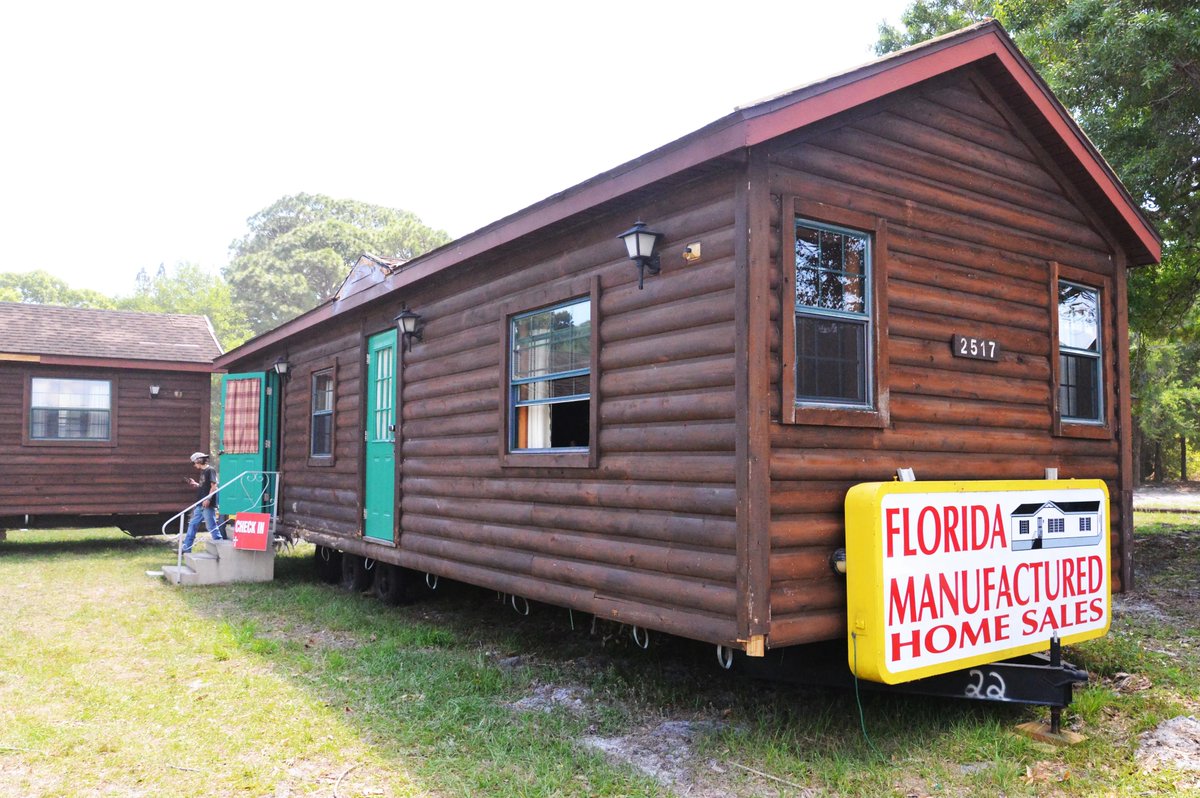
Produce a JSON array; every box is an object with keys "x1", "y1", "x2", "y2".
[
  {"x1": 364, "y1": 331, "x2": 397, "y2": 542},
  {"x1": 219, "y1": 371, "x2": 279, "y2": 515}
]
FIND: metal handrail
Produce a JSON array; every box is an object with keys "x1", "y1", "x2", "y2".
[{"x1": 162, "y1": 470, "x2": 281, "y2": 573}]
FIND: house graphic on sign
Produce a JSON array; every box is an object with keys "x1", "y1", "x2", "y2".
[{"x1": 1010, "y1": 501, "x2": 1103, "y2": 551}]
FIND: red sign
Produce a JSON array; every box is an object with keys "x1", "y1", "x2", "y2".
[{"x1": 232, "y1": 512, "x2": 271, "y2": 551}]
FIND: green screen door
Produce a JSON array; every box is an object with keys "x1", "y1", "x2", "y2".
[
  {"x1": 219, "y1": 371, "x2": 280, "y2": 515},
  {"x1": 364, "y1": 330, "x2": 397, "y2": 542}
]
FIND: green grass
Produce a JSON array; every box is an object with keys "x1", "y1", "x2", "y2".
[{"x1": 1, "y1": 519, "x2": 1197, "y2": 796}]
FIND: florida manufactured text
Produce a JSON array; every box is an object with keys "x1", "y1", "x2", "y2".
[{"x1": 880, "y1": 497, "x2": 1107, "y2": 668}]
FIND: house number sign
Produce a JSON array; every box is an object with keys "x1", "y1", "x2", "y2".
[{"x1": 952, "y1": 334, "x2": 1000, "y2": 361}]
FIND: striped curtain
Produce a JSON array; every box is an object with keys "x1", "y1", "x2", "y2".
[{"x1": 222, "y1": 379, "x2": 260, "y2": 454}]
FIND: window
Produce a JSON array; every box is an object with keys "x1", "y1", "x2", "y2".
[
  {"x1": 1048, "y1": 517, "x2": 1065, "y2": 535},
  {"x1": 1057, "y1": 281, "x2": 1102, "y2": 423},
  {"x1": 793, "y1": 219, "x2": 872, "y2": 406},
  {"x1": 310, "y1": 370, "x2": 334, "y2": 458},
  {"x1": 29, "y1": 378, "x2": 111, "y2": 440},
  {"x1": 1079, "y1": 517, "x2": 1092, "y2": 532},
  {"x1": 1019, "y1": 520, "x2": 1030, "y2": 535},
  {"x1": 509, "y1": 297, "x2": 591, "y2": 452},
  {"x1": 222, "y1": 377, "x2": 261, "y2": 454}
]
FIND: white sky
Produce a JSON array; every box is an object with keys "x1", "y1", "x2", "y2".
[{"x1": 0, "y1": 0, "x2": 909, "y2": 295}]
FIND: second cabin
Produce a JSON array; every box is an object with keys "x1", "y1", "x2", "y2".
[{"x1": 214, "y1": 22, "x2": 1159, "y2": 662}]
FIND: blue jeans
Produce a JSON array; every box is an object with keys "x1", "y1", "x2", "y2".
[{"x1": 182, "y1": 504, "x2": 222, "y2": 553}]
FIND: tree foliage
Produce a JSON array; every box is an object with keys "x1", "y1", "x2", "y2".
[
  {"x1": 224, "y1": 193, "x2": 451, "y2": 334},
  {"x1": 879, "y1": 1, "x2": 1199, "y2": 334},
  {"x1": 875, "y1": 0, "x2": 991, "y2": 53},
  {"x1": 0, "y1": 270, "x2": 117, "y2": 309},
  {"x1": 877, "y1": 0, "x2": 1200, "y2": 479},
  {"x1": 118, "y1": 263, "x2": 252, "y2": 351}
]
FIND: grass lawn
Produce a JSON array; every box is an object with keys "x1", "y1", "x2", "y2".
[{"x1": 0, "y1": 517, "x2": 1197, "y2": 797}]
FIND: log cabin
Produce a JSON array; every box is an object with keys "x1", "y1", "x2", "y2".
[
  {"x1": 0, "y1": 302, "x2": 222, "y2": 536},
  {"x1": 213, "y1": 22, "x2": 1160, "y2": 674}
]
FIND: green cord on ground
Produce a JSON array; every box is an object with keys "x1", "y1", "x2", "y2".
[{"x1": 852, "y1": 632, "x2": 884, "y2": 759}]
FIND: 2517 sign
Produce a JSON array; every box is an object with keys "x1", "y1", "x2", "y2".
[{"x1": 952, "y1": 334, "x2": 1001, "y2": 362}]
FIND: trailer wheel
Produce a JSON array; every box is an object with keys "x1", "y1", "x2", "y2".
[
  {"x1": 340, "y1": 554, "x2": 373, "y2": 592},
  {"x1": 373, "y1": 563, "x2": 412, "y2": 606},
  {"x1": 314, "y1": 546, "x2": 342, "y2": 584}
]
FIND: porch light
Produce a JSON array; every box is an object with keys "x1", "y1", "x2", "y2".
[
  {"x1": 617, "y1": 221, "x2": 663, "y2": 290},
  {"x1": 149, "y1": 384, "x2": 160, "y2": 398},
  {"x1": 395, "y1": 306, "x2": 424, "y2": 351},
  {"x1": 272, "y1": 356, "x2": 290, "y2": 377}
]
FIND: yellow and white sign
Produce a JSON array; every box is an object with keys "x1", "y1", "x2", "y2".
[{"x1": 845, "y1": 479, "x2": 1111, "y2": 684}]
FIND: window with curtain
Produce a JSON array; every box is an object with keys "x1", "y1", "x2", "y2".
[
  {"x1": 509, "y1": 298, "x2": 591, "y2": 451},
  {"x1": 222, "y1": 378, "x2": 260, "y2": 454},
  {"x1": 1057, "y1": 281, "x2": 1102, "y2": 423}
]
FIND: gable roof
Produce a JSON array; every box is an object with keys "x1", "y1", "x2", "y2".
[
  {"x1": 1012, "y1": 500, "x2": 1102, "y2": 516},
  {"x1": 334, "y1": 253, "x2": 408, "y2": 302},
  {"x1": 0, "y1": 302, "x2": 222, "y2": 369},
  {"x1": 218, "y1": 20, "x2": 1160, "y2": 369}
]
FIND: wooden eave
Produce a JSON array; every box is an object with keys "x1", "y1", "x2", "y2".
[
  {"x1": 217, "y1": 20, "x2": 1160, "y2": 370},
  {"x1": 0, "y1": 352, "x2": 215, "y2": 372}
]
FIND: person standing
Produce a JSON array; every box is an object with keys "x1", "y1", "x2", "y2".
[{"x1": 182, "y1": 452, "x2": 224, "y2": 553}]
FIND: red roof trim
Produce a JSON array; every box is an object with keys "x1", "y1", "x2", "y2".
[
  {"x1": 985, "y1": 37, "x2": 1161, "y2": 262},
  {"x1": 217, "y1": 22, "x2": 1159, "y2": 369},
  {"x1": 740, "y1": 30, "x2": 1159, "y2": 262}
]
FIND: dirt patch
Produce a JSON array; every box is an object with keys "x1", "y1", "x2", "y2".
[
  {"x1": 1112, "y1": 595, "x2": 1171, "y2": 622},
  {"x1": 262, "y1": 625, "x2": 362, "y2": 650},
  {"x1": 1134, "y1": 483, "x2": 1200, "y2": 512},
  {"x1": 581, "y1": 719, "x2": 799, "y2": 797},
  {"x1": 1128, "y1": 528, "x2": 1200, "y2": 621},
  {"x1": 505, "y1": 676, "x2": 803, "y2": 796},
  {"x1": 506, "y1": 684, "x2": 592, "y2": 715},
  {"x1": 1136, "y1": 715, "x2": 1200, "y2": 786}
]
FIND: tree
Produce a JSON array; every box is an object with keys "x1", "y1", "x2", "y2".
[
  {"x1": 0, "y1": 270, "x2": 117, "y2": 309},
  {"x1": 224, "y1": 193, "x2": 451, "y2": 334},
  {"x1": 877, "y1": 1, "x2": 1200, "y2": 480},
  {"x1": 118, "y1": 262, "x2": 253, "y2": 351},
  {"x1": 875, "y1": 0, "x2": 991, "y2": 53},
  {"x1": 1132, "y1": 330, "x2": 1200, "y2": 481},
  {"x1": 878, "y1": 1, "x2": 1199, "y2": 335}
]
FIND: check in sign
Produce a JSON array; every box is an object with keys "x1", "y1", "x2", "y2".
[
  {"x1": 232, "y1": 512, "x2": 271, "y2": 552},
  {"x1": 845, "y1": 480, "x2": 1110, "y2": 684}
]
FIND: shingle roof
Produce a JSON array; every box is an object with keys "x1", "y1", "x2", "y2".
[
  {"x1": 0, "y1": 302, "x2": 223, "y2": 364},
  {"x1": 218, "y1": 21, "x2": 1161, "y2": 370}
]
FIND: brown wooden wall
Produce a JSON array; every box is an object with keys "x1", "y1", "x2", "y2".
[
  {"x1": 259, "y1": 167, "x2": 747, "y2": 645},
  {"x1": 229, "y1": 67, "x2": 1139, "y2": 655},
  {"x1": 761, "y1": 69, "x2": 1131, "y2": 648},
  {"x1": 0, "y1": 362, "x2": 209, "y2": 520}
]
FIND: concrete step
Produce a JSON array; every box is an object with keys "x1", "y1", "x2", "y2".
[
  {"x1": 162, "y1": 564, "x2": 199, "y2": 585},
  {"x1": 161, "y1": 539, "x2": 274, "y2": 586}
]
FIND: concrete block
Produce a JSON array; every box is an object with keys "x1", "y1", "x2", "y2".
[{"x1": 161, "y1": 540, "x2": 274, "y2": 585}]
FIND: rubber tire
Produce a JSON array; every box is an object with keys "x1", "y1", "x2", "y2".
[
  {"x1": 340, "y1": 553, "x2": 374, "y2": 592},
  {"x1": 373, "y1": 563, "x2": 411, "y2": 606},
  {"x1": 314, "y1": 546, "x2": 342, "y2": 584}
]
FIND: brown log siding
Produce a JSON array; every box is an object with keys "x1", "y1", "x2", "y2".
[
  {"x1": 265, "y1": 168, "x2": 745, "y2": 645},
  {"x1": 0, "y1": 362, "x2": 208, "y2": 518},
  {"x1": 226, "y1": 68, "x2": 1140, "y2": 655},
  {"x1": 763, "y1": 75, "x2": 1126, "y2": 647}
]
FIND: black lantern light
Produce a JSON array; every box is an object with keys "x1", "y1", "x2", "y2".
[
  {"x1": 617, "y1": 221, "x2": 663, "y2": 290},
  {"x1": 272, "y1": 356, "x2": 290, "y2": 378},
  {"x1": 395, "y1": 306, "x2": 424, "y2": 351}
]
